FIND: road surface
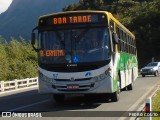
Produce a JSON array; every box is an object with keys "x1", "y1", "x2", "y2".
[{"x1": 0, "y1": 76, "x2": 160, "y2": 120}]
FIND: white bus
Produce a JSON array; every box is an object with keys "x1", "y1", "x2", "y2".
[{"x1": 31, "y1": 11, "x2": 138, "y2": 102}]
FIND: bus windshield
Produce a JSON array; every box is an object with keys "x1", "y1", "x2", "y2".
[{"x1": 38, "y1": 27, "x2": 110, "y2": 65}]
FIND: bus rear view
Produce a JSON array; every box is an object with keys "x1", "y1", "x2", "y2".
[{"x1": 31, "y1": 11, "x2": 138, "y2": 102}]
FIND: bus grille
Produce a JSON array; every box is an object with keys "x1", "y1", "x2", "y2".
[
  {"x1": 54, "y1": 77, "x2": 92, "y2": 82},
  {"x1": 52, "y1": 83, "x2": 94, "y2": 91}
]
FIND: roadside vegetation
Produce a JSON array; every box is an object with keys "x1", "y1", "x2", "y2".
[
  {"x1": 152, "y1": 89, "x2": 160, "y2": 112},
  {"x1": 150, "y1": 90, "x2": 160, "y2": 120},
  {"x1": 0, "y1": 36, "x2": 37, "y2": 81}
]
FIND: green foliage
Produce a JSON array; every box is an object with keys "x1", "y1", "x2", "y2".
[
  {"x1": 152, "y1": 90, "x2": 160, "y2": 112},
  {"x1": 0, "y1": 36, "x2": 8, "y2": 80},
  {"x1": 63, "y1": 0, "x2": 160, "y2": 68},
  {"x1": 0, "y1": 37, "x2": 37, "y2": 81},
  {"x1": 63, "y1": 0, "x2": 113, "y2": 11}
]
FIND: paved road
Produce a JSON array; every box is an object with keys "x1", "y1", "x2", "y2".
[{"x1": 0, "y1": 76, "x2": 160, "y2": 120}]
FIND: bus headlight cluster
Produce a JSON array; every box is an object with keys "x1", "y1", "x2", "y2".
[
  {"x1": 105, "y1": 67, "x2": 112, "y2": 76},
  {"x1": 99, "y1": 74, "x2": 105, "y2": 80},
  {"x1": 93, "y1": 76, "x2": 99, "y2": 82},
  {"x1": 93, "y1": 73, "x2": 108, "y2": 82},
  {"x1": 38, "y1": 71, "x2": 53, "y2": 83},
  {"x1": 93, "y1": 68, "x2": 111, "y2": 82}
]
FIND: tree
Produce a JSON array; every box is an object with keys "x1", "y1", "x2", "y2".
[
  {"x1": 0, "y1": 37, "x2": 9, "y2": 80},
  {"x1": 0, "y1": 37, "x2": 37, "y2": 81}
]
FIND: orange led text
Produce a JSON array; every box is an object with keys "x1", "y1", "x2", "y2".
[
  {"x1": 53, "y1": 15, "x2": 92, "y2": 25},
  {"x1": 40, "y1": 50, "x2": 65, "y2": 57}
]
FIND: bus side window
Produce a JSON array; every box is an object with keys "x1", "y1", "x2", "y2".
[
  {"x1": 122, "y1": 32, "x2": 125, "y2": 52},
  {"x1": 119, "y1": 28, "x2": 123, "y2": 52},
  {"x1": 110, "y1": 20, "x2": 116, "y2": 52},
  {"x1": 130, "y1": 38, "x2": 133, "y2": 54},
  {"x1": 118, "y1": 40, "x2": 121, "y2": 52},
  {"x1": 110, "y1": 20, "x2": 114, "y2": 31},
  {"x1": 116, "y1": 26, "x2": 121, "y2": 52},
  {"x1": 121, "y1": 41, "x2": 124, "y2": 52},
  {"x1": 126, "y1": 35, "x2": 129, "y2": 53},
  {"x1": 128, "y1": 37, "x2": 131, "y2": 54},
  {"x1": 119, "y1": 29, "x2": 123, "y2": 40}
]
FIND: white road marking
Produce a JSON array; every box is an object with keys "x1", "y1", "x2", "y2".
[{"x1": 8, "y1": 99, "x2": 50, "y2": 111}]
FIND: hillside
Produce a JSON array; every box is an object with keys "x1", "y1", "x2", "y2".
[{"x1": 0, "y1": 0, "x2": 79, "y2": 42}]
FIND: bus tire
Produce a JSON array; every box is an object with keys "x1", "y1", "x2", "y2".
[
  {"x1": 126, "y1": 83, "x2": 133, "y2": 90},
  {"x1": 110, "y1": 72, "x2": 121, "y2": 102},
  {"x1": 111, "y1": 91, "x2": 119, "y2": 102},
  {"x1": 53, "y1": 94, "x2": 65, "y2": 103}
]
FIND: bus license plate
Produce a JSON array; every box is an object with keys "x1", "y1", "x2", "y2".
[{"x1": 67, "y1": 84, "x2": 79, "y2": 90}]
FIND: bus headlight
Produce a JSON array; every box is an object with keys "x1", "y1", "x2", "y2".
[
  {"x1": 93, "y1": 76, "x2": 99, "y2": 82},
  {"x1": 105, "y1": 67, "x2": 112, "y2": 76},
  {"x1": 38, "y1": 71, "x2": 53, "y2": 83},
  {"x1": 99, "y1": 74, "x2": 105, "y2": 80}
]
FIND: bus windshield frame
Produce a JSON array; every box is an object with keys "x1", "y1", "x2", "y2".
[{"x1": 37, "y1": 13, "x2": 111, "y2": 72}]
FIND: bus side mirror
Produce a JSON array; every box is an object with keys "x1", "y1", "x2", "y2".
[
  {"x1": 31, "y1": 26, "x2": 38, "y2": 52},
  {"x1": 31, "y1": 33, "x2": 36, "y2": 45},
  {"x1": 112, "y1": 32, "x2": 119, "y2": 44}
]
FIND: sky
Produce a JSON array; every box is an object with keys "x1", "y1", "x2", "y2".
[{"x1": 0, "y1": 0, "x2": 13, "y2": 14}]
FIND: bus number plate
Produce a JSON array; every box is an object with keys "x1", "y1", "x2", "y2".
[{"x1": 67, "y1": 84, "x2": 79, "y2": 90}]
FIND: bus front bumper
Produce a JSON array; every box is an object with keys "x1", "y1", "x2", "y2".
[{"x1": 38, "y1": 76, "x2": 113, "y2": 94}]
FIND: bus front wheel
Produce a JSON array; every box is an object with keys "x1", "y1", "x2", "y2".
[
  {"x1": 111, "y1": 82, "x2": 120, "y2": 102},
  {"x1": 110, "y1": 72, "x2": 121, "y2": 102},
  {"x1": 111, "y1": 91, "x2": 119, "y2": 102}
]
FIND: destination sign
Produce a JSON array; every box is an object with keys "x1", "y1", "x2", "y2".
[
  {"x1": 39, "y1": 13, "x2": 107, "y2": 27},
  {"x1": 40, "y1": 50, "x2": 65, "y2": 57}
]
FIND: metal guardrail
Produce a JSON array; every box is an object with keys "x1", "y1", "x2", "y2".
[{"x1": 0, "y1": 77, "x2": 38, "y2": 93}]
